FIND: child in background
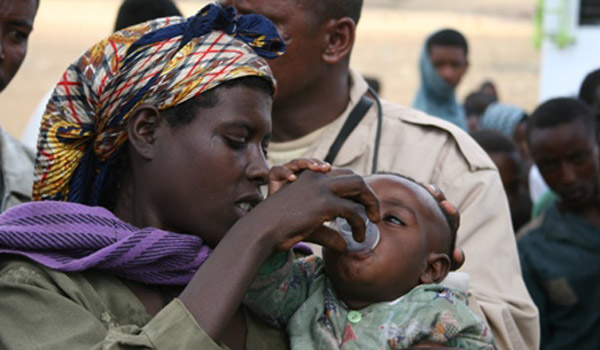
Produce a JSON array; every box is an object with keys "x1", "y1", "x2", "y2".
[
  {"x1": 413, "y1": 29, "x2": 470, "y2": 130},
  {"x1": 464, "y1": 92, "x2": 496, "y2": 133},
  {"x1": 477, "y1": 102, "x2": 529, "y2": 162},
  {"x1": 471, "y1": 130, "x2": 531, "y2": 232},
  {"x1": 479, "y1": 80, "x2": 499, "y2": 101},
  {"x1": 244, "y1": 167, "x2": 496, "y2": 349}
]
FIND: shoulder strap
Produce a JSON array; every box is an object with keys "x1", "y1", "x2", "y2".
[{"x1": 324, "y1": 95, "x2": 373, "y2": 164}]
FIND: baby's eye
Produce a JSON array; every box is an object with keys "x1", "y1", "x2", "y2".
[{"x1": 384, "y1": 215, "x2": 406, "y2": 226}]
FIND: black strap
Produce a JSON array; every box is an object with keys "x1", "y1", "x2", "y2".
[{"x1": 324, "y1": 95, "x2": 374, "y2": 165}]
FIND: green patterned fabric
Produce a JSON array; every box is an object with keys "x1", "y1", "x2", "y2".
[{"x1": 245, "y1": 253, "x2": 496, "y2": 349}]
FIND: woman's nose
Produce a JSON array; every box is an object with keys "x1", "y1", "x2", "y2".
[{"x1": 246, "y1": 149, "x2": 269, "y2": 185}]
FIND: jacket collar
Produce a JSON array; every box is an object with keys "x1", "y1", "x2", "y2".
[{"x1": 305, "y1": 70, "x2": 372, "y2": 167}]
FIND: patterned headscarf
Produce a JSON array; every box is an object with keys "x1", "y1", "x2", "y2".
[
  {"x1": 33, "y1": 4, "x2": 284, "y2": 206},
  {"x1": 479, "y1": 102, "x2": 526, "y2": 139}
]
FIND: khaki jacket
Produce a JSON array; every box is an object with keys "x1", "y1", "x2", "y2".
[
  {"x1": 292, "y1": 71, "x2": 539, "y2": 350},
  {"x1": 0, "y1": 127, "x2": 34, "y2": 211}
]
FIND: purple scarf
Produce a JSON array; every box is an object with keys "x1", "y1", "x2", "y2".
[{"x1": 0, "y1": 201, "x2": 212, "y2": 285}]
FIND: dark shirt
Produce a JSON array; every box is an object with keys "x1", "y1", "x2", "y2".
[{"x1": 518, "y1": 203, "x2": 600, "y2": 349}]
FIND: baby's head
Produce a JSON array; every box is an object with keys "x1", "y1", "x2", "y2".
[{"x1": 323, "y1": 173, "x2": 458, "y2": 310}]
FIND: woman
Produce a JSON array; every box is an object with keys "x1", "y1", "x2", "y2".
[{"x1": 0, "y1": 5, "x2": 378, "y2": 349}]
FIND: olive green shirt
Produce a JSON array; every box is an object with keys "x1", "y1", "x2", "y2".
[
  {"x1": 0, "y1": 257, "x2": 288, "y2": 349},
  {"x1": 0, "y1": 127, "x2": 34, "y2": 211}
]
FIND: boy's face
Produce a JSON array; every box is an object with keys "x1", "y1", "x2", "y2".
[
  {"x1": 429, "y1": 45, "x2": 468, "y2": 89},
  {"x1": 0, "y1": 0, "x2": 37, "y2": 92},
  {"x1": 489, "y1": 152, "x2": 520, "y2": 210},
  {"x1": 530, "y1": 120, "x2": 600, "y2": 211},
  {"x1": 466, "y1": 114, "x2": 479, "y2": 133},
  {"x1": 323, "y1": 175, "x2": 449, "y2": 309}
]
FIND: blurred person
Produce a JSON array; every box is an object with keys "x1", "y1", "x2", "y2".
[
  {"x1": 477, "y1": 102, "x2": 558, "y2": 220},
  {"x1": 528, "y1": 68, "x2": 600, "y2": 217},
  {"x1": 478, "y1": 102, "x2": 529, "y2": 162},
  {"x1": 413, "y1": 29, "x2": 469, "y2": 130},
  {"x1": 464, "y1": 91, "x2": 495, "y2": 133},
  {"x1": 114, "y1": 0, "x2": 181, "y2": 32},
  {"x1": 0, "y1": 0, "x2": 38, "y2": 210},
  {"x1": 219, "y1": 0, "x2": 539, "y2": 348},
  {"x1": 578, "y1": 67, "x2": 600, "y2": 132},
  {"x1": 479, "y1": 80, "x2": 499, "y2": 101},
  {"x1": 472, "y1": 129, "x2": 532, "y2": 232},
  {"x1": 518, "y1": 98, "x2": 600, "y2": 349},
  {"x1": 21, "y1": 0, "x2": 182, "y2": 149}
]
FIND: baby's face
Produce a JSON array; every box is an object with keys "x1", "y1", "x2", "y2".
[{"x1": 323, "y1": 174, "x2": 447, "y2": 309}]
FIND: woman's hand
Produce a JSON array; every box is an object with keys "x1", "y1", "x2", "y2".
[
  {"x1": 268, "y1": 158, "x2": 331, "y2": 195},
  {"x1": 181, "y1": 167, "x2": 378, "y2": 342},
  {"x1": 244, "y1": 168, "x2": 380, "y2": 253}
]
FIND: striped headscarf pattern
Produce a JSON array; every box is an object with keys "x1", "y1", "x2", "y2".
[{"x1": 33, "y1": 4, "x2": 284, "y2": 206}]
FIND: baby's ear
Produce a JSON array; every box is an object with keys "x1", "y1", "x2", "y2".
[{"x1": 420, "y1": 253, "x2": 451, "y2": 284}]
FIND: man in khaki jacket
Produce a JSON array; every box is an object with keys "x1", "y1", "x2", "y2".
[{"x1": 221, "y1": 0, "x2": 539, "y2": 348}]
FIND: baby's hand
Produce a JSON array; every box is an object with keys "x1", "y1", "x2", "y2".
[{"x1": 268, "y1": 158, "x2": 331, "y2": 195}]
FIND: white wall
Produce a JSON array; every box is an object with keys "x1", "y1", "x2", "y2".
[{"x1": 539, "y1": 0, "x2": 600, "y2": 102}]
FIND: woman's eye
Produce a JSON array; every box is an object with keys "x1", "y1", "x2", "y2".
[
  {"x1": 385, "y1": 215, "x2": 405, "y2": 226},
  {"x1": 225, "y1": 137, "x2": 247, "y2": 149}
]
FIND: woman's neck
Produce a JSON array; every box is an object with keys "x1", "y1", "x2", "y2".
[{"x1": 113, "y1": 174, "x2": 163, "y2": 230}]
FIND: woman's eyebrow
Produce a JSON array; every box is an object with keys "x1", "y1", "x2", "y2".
[
  {"x1": 222, "y1": 120, "x2": 253, "y2": 130},
  {"x1": 221, "y1": 121, "x2": 271, "y2": 141}
]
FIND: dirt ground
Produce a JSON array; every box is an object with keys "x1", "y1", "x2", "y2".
[{"x1": 0, "y1": 0, "x2": 539, "y2": 138}]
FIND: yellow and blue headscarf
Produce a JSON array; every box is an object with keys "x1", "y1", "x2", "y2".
[{"x1": 33, "y1": 4, "x2": 285, "y2": 206}]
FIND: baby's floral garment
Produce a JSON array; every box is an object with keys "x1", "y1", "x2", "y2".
[{"x1": 244, "y1": 253, "x2": 496, "y2": 349}]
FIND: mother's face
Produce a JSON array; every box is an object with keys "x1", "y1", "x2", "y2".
[{"x1": 143, "y1": 83, "x2": 272, "y2": 246}]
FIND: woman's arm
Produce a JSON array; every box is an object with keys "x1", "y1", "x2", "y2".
[
  {"x1": 179, "y1": 169, "x2": 379, "y2": 341},
  {"x1": 0, "y1": 261, "x2": 224, "y2": 350}
]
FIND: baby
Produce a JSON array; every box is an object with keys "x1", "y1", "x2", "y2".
[{"x1": 244, "y1": 166, "x2": 496, "y2": 349}]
